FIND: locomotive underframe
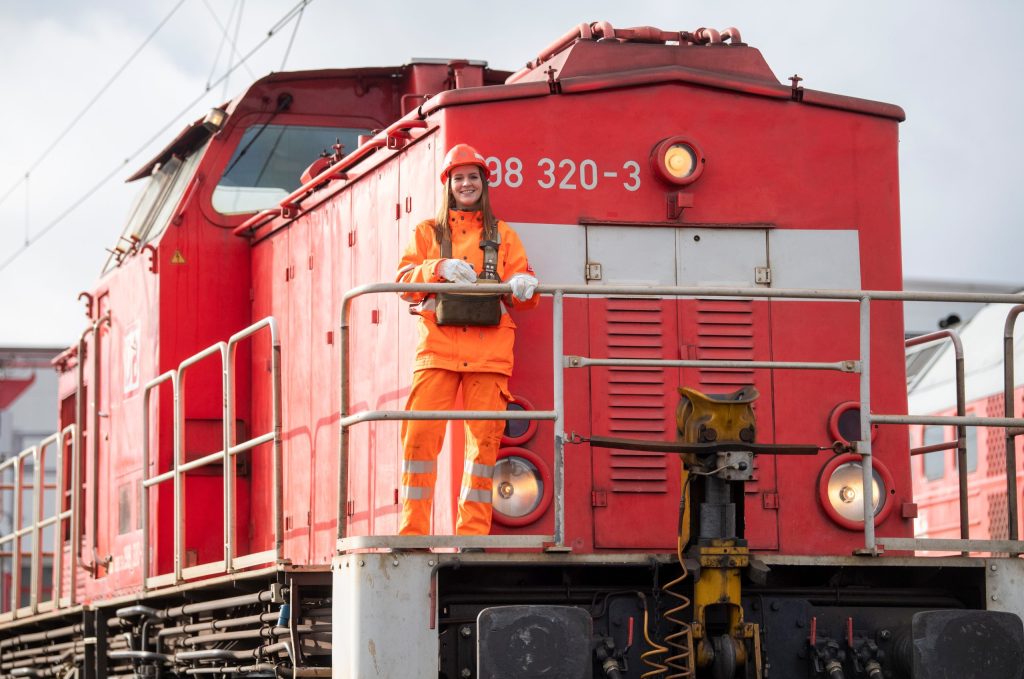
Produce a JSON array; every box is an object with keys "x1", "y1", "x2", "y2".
[
  {"x1": 331, "y1": 552, "x2": 1024, "y2": 679},
  {"x1": 2, "y1": 554, "x2": 1021, "y2": 677},
  {"x1": 0, "y1": 565, "x2": 333, "y2": 678}
]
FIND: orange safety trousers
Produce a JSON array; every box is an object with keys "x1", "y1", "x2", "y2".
[{"x1": 399, "y1": 368, "x2": 509, "y2": 536}]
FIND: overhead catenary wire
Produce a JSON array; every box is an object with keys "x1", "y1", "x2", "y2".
[
  {"x1": 0, "y1": 0, "x2": 316, "y2": 275},
  {"x1": 226, "y1": 0, "x2": 246, "y2": 100},
  {"x1": 203, "y1": 0, "x2": 244, "y2": 90},
  {"x1": 279, "y1": 0, "x2": 308, "y2": 70},
  {"x1": 0, "y1": 0, "x2": 188, "y2": 214}
]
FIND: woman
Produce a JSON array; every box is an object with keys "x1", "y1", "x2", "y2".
[{"x1": 395, "y1": 143, "x2": 539, "y2": 537}]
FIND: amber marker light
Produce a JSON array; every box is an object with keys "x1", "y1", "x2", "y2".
[{"x1": 651, "y1": 136, "x2": 705, "y2": 185}]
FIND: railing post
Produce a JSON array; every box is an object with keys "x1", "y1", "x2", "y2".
[
  {"x1": 953, "y1": 340, "x2": 968, "y2": 544},
  {"x1": 11, "y1": 456, "x2": 22, "y2": 613},
  {"x1": 1003, "y1": 306, "x2": 1024, "y2": 543},
  {"x1": 68, "y1": 423, "x2": 80, "y2": 605},
  {"x1": 173, "y1": 365, "x2": 184, "y2": 583},
  {"x1": 905, "y1": 330, "x2": 969, "y2": 546},
  {"x1": 338, "y1": 296, "x2": 353, "y2": 541},
  {"x1": 271, "y1": 333, "x2": 284, "y2": 561},
  {"x1": 51, "y1": 429, "x2": 67, "y2": 607},
  {"x1": 552, "y1": 290, "x2": 566, "y2": 548},
  {"x1": 858, "y1": 295, "x2": 876, "y2": 553},
  {"x1": 30, "y1": 444, "x2": 43, "y2": 613},
  {"x1": 222, "y1": 344, "x2": 232, "y2": 572}
]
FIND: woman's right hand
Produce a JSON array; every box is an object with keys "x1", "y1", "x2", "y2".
[{"x1": 438, "y1": 259, "x2": 477, "y2": 284}]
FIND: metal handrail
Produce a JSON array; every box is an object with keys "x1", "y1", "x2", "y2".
[
  {"x1": 225, "y1": 317, "x2": 283, "y2": 569},
  {"x1": 338, "y1": 282, "x2": 565, "y2": 545},
  {"x1": 174, "y1": 342, "x2": 229, "y2": 582},
  {"x1": 74, "y1": 312, "x2": 110, "y2": 577},
  {"x1": 142, "y1": 370, "x2": 176, "y2": 590},
  {"x1": 0, "y1": 449, "x2": 29, "y2": 616},
  {"x1": 1003, "y1": 305, "x2": 1024, "y2": 542},
  {"x1": 339, "y1": 282, "x2": 1024, "y2": 556},
  {"x1": 140, "y1": 317, "x2": 282, "y2": 588},
  {"x1": 0, "y1": 425, "x2": 77, "y2": 620},
  {"x1": 32, "y1": 426, "x2": 76, "y2": 611},
  {"x1": 905, "y1": 330, "x2": 968, "y2": 549}
]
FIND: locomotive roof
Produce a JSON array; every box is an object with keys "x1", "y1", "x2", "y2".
[
  {"x1": 126, "y1": 65, "x2": 491, "y2": 182},
  {"x1": 129, "y1": 33, "x2": 904, "y2": 184},
  {"x1": 504, "y1": 37, "x2": 905, "y2": 122}
]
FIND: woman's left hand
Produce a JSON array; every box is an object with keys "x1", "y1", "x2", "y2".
[{"x1": 508, "y1": 274, "x2": 539, "y2": 301}]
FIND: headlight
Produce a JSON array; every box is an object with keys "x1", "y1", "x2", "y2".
[
  {"x1": 650, "y1": 136, "x2": 705, "y2": 186},
  {"x1": 818, "y1": 454, "x2": 896, "y2": 530},
  {"x1": 827, "y1": 462, "x2": 883, "y2": 521},
  {"x1": 491, "y1": 449, "x2": 552, "y2": 527}
]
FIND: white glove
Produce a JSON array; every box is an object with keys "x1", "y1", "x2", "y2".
[
  {"x1": 508, "y1": 273, "x2": 538, "y2": 301},
  {"x1": 438, "y1": 259, "x2": 477, "y2": 284}
]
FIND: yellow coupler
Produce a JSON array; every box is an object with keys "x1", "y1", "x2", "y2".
[
  {"x1": 691, "y1": 541, "x2": 758, "y2": 671},
  {"x1": 677, "y1": 386, "x2": 763, "y2": 677}
]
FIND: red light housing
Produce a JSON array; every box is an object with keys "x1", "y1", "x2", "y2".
[
  {"x1": 650, "y1": 136, "x2": 705, "y2": 186},
  {"x1": 501, "y1": 395, "x2": 538, "y2": 446},
  {"x1": 818, "y1": 453, "x2": 896, "y2": 530}
]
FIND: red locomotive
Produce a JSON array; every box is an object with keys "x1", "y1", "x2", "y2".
[{"x1": 2, "y1": 21, "x2": 1023, "y2": 679}]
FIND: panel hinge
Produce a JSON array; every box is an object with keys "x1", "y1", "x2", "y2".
[
  {"x1": 754, "y1": 266, "x2": 772, "y2": 284},
  {"x1": 585, "y1": 262, "x2": 603, "y2": 281},
  {"x1": 762, "y1": 492, "x2": 779, "y2": 509},
  {"x1": 591, "y1": 490, "x2": 607, "y2": 507}
]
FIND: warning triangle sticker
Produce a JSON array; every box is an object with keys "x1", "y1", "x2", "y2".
[{"x1": 171, "y1": 250, "x2": 186, "y2": 264}]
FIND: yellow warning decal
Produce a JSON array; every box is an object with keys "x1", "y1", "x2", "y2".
[{"x1": 171, "y1": 250, "x2": 186, "y2": 264}]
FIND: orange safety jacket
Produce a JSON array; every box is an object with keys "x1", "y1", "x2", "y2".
[{"x1": 396, "y1": 210, "x2": 538, "y2": 376}]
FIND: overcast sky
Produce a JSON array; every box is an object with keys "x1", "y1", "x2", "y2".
[{"x1": 0, "y1": 1, "x2": 1021, "y2": 347}]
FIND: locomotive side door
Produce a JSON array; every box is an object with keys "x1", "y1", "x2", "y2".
[{"x1": 586, "y1": 226, "x2": 779, "y2": 550}]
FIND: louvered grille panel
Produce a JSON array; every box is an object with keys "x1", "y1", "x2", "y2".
[
  {"x1": 603, "y1": 298, "x2": 670, "y2": 491},
  {"x1": 696, "y1": 298, "x2": 755, "y2": 392},
  {"x1": 609, "y1": 450, "x2": 669, "y2": 493}
]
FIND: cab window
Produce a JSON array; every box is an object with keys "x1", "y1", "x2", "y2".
[
  {"x1": 212, "y1": 124, "x2": 370, "y2": 215},
  {"x1": 104, "y1": 149, "x2": 202, "y2": 273}
]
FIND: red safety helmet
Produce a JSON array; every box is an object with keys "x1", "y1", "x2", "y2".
[{"x1": 439, "y1": 143, "x2": 492, "y2": 184}]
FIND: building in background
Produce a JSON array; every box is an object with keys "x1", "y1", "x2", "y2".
[
  {"x1": 0, "y1": 347, "x2": 61, "y2": 459},
  {"x1": 1, "y1": 346, "x2": 62, "y2": 608}
]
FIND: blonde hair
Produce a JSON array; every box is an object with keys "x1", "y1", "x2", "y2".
[{"x1": 433, "y1": 170, "x2": 498, "y2": 245}]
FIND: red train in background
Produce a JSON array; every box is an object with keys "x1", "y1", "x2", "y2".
[{"x1": 2, "y1": 21, "x2": 1024, "y2": 679}]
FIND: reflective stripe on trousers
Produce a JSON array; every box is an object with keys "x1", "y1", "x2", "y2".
[
  {"x1": 460, "y1": 460, "x2": 495, "y2": 504},
  {"x1": 399, "y1": 368, "x2": 508, "y2": 536}
]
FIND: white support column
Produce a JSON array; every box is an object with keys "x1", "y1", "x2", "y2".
[{"x1": 332, "y1": 552, "x2": 438, "y2": 678}]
